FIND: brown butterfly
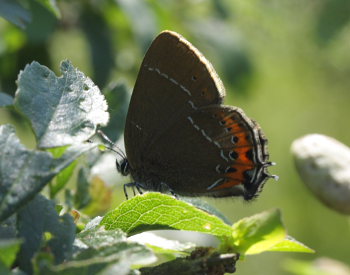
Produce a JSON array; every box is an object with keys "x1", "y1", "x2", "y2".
[{"x1": 116, "y1": 31, "x2": 276, "y2": 200}]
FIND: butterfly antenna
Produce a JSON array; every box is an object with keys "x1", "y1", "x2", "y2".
[{"x1": 97, "y1": 130, "x2": 126, "y2": 159}]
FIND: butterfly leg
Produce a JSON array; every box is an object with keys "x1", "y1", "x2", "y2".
[
  {"x1": 123, "y1": 182, "x2": 143, "y2": 200},
  {"x1": 136, "y1": 184, "x2": 144, "y2": 195},
  {"x1": 160, "y1": 182, "x2": 178, "y2": 198}
]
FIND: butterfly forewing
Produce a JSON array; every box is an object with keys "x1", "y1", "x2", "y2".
[{"x1": 125, "y1": 31, "x2": 225, "y2": 171}]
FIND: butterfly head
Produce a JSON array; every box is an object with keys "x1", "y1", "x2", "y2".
[{"x1": 116, "y1": 158, "x2": 130, "y2": 176}]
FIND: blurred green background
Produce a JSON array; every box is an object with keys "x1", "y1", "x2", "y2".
[{"x1": 1, "y1": 0, "x2": 350, "y2": 274}]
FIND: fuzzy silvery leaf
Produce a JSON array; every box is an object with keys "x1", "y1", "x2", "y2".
[{"x1": 14, "y1": 60, "x2": 109, "y2": 148}]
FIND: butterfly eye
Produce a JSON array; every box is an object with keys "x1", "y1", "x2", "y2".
[
  {"x1": 116, "y1": 158, "x2": 130, "y2": 176},
  {"x1": 191, "y1": 75, "x2": 197, "y2": 81}
]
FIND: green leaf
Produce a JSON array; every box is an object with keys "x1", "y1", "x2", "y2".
[
  {"x1": 0, "y1": 216, "x2": 17, "y2": 240},
  {"x1": 316, "y1": 0, "x2": 350, "y2": 45},
  {"x1": 48, "y1": 146, "x2": 78, "y2": 198},
  {"x1": 50, "y1": 160, "x2": 77, "y2": 198},
  {"x1": 0, "y1": 124, "x2": 57, "y2": 222},
  {"x1": 14, "y1": 60, "x2": 109, "y2": 148},
  {"x1": 231, "y1": 209, "x2": 286, "y2": 255},
  {"x1": 178, "y1": 196, "x2": 231, "y2": 225},
  {"x1": 100, "y1": 193, "x2": 232, "y2": 238},
  {"x1": 268, "y1": 236, "x2": 315, "y2": 253},
  {"x1": 0, "y1": 260, "x2": 10, "y2": 275},
  {"x1": 35, "y1": 0, "x2": 60, "y2": 18},
  {"x1": 54, "y1": 143, "x2": 98, "y2": 173},
  {"x1": 25, "y1": 0, "x2": 57, "y2": 44},
  {"x1": 80, "y1": 9, "x2": 114, "y2": 88},
  {"x1": 0, "y1": 124, "x2": 97, "y2": 222},
  {"x1": 41, "y1": 224, "x2": 155, "y2": 275},
  {"x1": 0, "y1": 0, "x2": 31, "y2": 29},
  {"x1": 0, "y1": 239, "x2": 22, "y2": 268},
  {"x1": 48, "y1": 146, "x2": 70, "y2": 158},
  {"x1": 17, "y1": 195, "x2": 75, "y2": 274},
  {"x1": 101, "y1": 82, "x2": 130, "y2": 142},
  {"x1": 0, "y1": 92, "x2": 14, "y2": 107},
  {"x1": 74, "y1": 167, "x2": 92, "y2": 209}
]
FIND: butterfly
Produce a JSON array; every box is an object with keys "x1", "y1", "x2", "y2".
[{"x1": 115, "y1": 31, "x2": 276, "y2": 200}]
